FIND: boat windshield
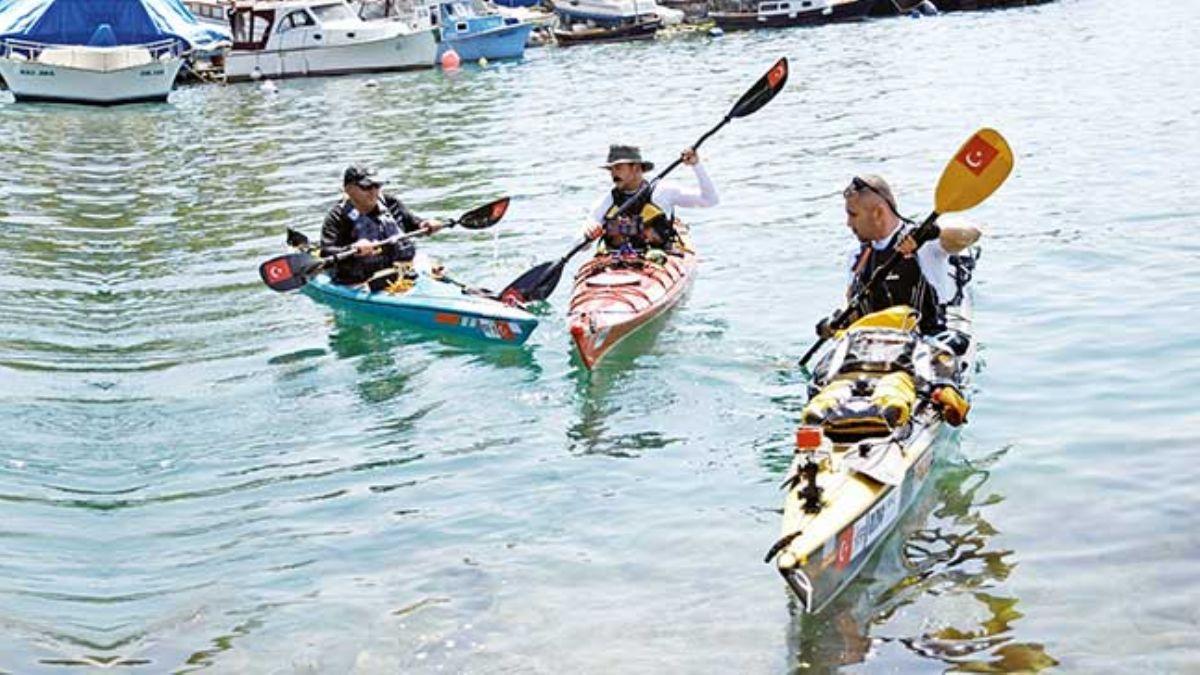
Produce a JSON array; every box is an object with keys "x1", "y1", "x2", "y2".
[
  {"x1": 443, "y1": 1, "x2": 481, "y2": 18},
  {"x1": 310, "y1": 3, "x2": 358, "y2": 23}
]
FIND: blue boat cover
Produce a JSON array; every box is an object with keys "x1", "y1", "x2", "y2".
[{"x1": 0, "y1": 0, "x2": 230, "y2": 50}]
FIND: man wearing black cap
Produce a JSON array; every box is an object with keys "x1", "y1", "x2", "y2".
[
  {"x1": 320, "y1": 164, "x2": 443, "y2": 289},
  {"x1": 581, "y1": 144, "x2": 719, "y2": 256}
]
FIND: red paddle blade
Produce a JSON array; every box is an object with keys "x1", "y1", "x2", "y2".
[
  {"x1": 729, "y1": 57, "x2": 788, "y2": 119},
  {"x1": 458, "y1": 197, "x2": 510, "y2": 230},
  {"x1": 259, "y1": 252, "x2": 319, "y2": 292}
]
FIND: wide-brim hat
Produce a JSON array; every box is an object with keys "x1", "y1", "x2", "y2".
[{"x1": 600, "y1": 144, "x2": 654, "y2": 171}]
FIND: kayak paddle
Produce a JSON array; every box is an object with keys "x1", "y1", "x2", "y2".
[
  {"x1": 497, "y1": 57, "x2": 790, "y2": 306},
  {"x1": 259, "y1": 196, "x2": 510, "y2": 293},
  {"x1": 797, "y1": 128, "x2": 1014, "y2": 367}
]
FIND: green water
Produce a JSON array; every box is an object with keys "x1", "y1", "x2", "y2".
[{"x1": 1, "y1": 0, "x2": 1197, "y2": 671}]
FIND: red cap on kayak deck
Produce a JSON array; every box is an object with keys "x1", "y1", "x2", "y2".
[{"x1": 795, "y1": 426, "x2": 823, "y2": 450}]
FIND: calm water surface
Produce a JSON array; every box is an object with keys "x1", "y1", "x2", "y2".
[{"x1": 1, "y1": 0, "x2": 1197, "y2": 671}]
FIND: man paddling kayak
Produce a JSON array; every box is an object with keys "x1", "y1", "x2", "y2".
[
  {"x1": 321, "y1": 164, "x2": 444, "y2": 290},
  {"x1": 830, "y1": 174, "x2": 981, "y2": 336},
  {"x1": 580, "y1": 144, "x2": 718, "y2": 259}
]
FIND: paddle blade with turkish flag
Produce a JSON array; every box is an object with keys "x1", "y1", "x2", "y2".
[
  {"x1": 457, "y1": 196, "x2": 511, "y2": 230},
  {"x1": 259, "y1": 252, "x2": 322, "y2": 292},
  {"x1": 935, "y1": 128, "x2": 1014, "y2": 214},
  {"x1": 729, "y1": 57, "x2": 789, "y2": 119}
]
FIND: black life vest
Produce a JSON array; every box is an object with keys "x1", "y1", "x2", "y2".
[
  {"x1": 602, "y1": 183, "x2": 672, "y2": 251},
  {"x1": 338, "y1": 200, "x2": 406, "y2": 284},
  {"x1": 850, "y1": 228, "x2": 944, "y2": 334}
]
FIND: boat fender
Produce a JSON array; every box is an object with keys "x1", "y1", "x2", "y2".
[{"x1": 932, "y1": 385, "x2": 970, "y2": 426}]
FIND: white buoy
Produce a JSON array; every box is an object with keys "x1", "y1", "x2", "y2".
[
  {"x1": 260, "y1": 79, "x2": 277, "y2": 94},
  {"x1": 250, "y1": 66, "x2": 262, "y2": 81},
  {"x1": 364, "y1": 79, "x2": 379, "y2": 88},
  {"x1": 478, "y1": 56, "x2": 489, "y2": 68},
  {"x1": 708, "y1": 27, "x2": 724, "y2": 37}
]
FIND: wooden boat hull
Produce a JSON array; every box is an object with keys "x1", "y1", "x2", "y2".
[{"x1": 553, "y1": 18, "x2": 662, "y2": 45}]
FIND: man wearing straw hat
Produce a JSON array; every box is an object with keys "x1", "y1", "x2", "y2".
[{"x1": 581, "y1": 144, "x2": 719, "y2": 258}]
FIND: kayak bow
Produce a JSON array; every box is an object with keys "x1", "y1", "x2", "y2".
[{"x1": 567, "y1": 239, "x2": 696, "y2": 369}]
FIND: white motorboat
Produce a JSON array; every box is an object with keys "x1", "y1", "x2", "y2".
[
  {"x1": 0, "y1": 0, "x2": 230, "y2": 105},
  {"x1": 224, "y1": 0, "x2": 437, "y2": 82},
  {"x1": 0, "y1": 36, "x2": 183, "y2": 104}
]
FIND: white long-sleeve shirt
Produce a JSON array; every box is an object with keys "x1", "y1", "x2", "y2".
[{"x1": 588, "y1": 163, "x2": 719, "y2": 225}]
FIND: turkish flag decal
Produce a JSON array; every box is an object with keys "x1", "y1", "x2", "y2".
[
  {"x1": 491, "y1": 200, "x2": 508, "y2": 222},
  {"x1": 834, "y1": 526, "x2": 855, "y2": 570},
  {"x1": 265, "y1": 258, "x2": 292, "y2": 282},
  {"x1": 767, "y1": 61, "x2": 787, "y2": 89},
  {"x1": 956, "y1": 134, "x2": 999, "y2": 176}
]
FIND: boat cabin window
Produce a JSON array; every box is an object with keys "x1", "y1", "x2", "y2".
[
  {"x1": 231, "y1": 9, "x2": 275, "y2": 49},
  {"x1": 279, "y1": 10, "x2": 316, "y2": 32},
  {"x1": 779, "y1": 2, "x2": 789, "y2": 7},
  {"x1": 310, "y1": 3, "x2": 357, "y2": 24},
  {"x1": 760, "y1": 2, "x2": 778, "y2": 10}
]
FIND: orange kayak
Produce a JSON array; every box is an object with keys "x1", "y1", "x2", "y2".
[{"x1": 567, "y1": 248, "x2": 697, "y2": 369}]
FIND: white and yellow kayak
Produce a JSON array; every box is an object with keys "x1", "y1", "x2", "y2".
[{"x1": 769, "y1": 263, "x2": 978, "y2": 613}]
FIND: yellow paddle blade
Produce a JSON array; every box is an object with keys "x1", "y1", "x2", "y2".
[{"x1": 935, "y1": 128, "x2": 1014, "y2": 214}]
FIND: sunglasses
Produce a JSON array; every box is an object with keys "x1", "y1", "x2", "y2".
[{"x1": 843, "y1": 176, "x2": 898, "y2": 214}]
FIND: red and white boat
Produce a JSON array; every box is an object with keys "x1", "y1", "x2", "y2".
[{"x1": 567, "y1": 237, "x2": 696, "y2": 370}]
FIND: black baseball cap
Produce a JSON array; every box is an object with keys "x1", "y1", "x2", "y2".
[{"x1": 343, "y1": 164, "x2": 383, "y2": 188}]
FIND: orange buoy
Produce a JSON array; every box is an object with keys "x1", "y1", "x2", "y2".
[{"x1": 440, "y1": 49, "x2": 461, "y2": 70}]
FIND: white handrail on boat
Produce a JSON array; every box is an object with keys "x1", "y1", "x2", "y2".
[{"x1": 0, "y1": 37, "x2": 183, "y2": 71}]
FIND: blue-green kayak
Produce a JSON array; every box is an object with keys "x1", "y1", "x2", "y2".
[{"x1": 301, "y1": 268, "x2": 538, "y2": 345}]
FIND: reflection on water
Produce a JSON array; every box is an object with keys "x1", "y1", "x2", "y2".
[{"x1": 787, "y1": 450, "x2": 1058, "y2": 673}]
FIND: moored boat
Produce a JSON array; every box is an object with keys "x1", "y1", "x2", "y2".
[
  {"x1": 434, "y1": 0, "x2": 532, "y2": 59},
  {"x1": 551, "y1": 0, "x2": 667, "y2": 27},
  {"x1": 552, "y1": 13, "x2": 661, "y2": 45},
  {"x1": 302, "y1": 257, "x2": 539, "y2": 345},
  {"x1": 0, "y1": 0, "x2": 230, "y2": 105},
  {"x1": 223, "y1": 0, "x2": 437, "y2": 82},
  {"x1": 567, "y1": 236, "x2": 696, "y2": 369},
  {"x1": 767, "y1": 252, "x2": 979, "y2": 613},
  {"x1": 709, "y1": 0, "x2": 875, "y2": 30}
]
